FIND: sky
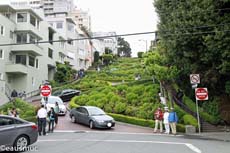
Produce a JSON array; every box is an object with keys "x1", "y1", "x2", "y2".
[{"x1": 74, "y1": 0, "x2": 158, "y2": 57}]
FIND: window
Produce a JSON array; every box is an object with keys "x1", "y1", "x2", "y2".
[
  {"x1": 10, "y1": 31, "x2": 14, "y2": 39},
  {"x1": 17, "y1": 33, "x2": 27, "y2": 44},
  {"x1": 0, "y1": 50, "x2": 3, "y2": 59},
  {"x1": 29, "y1": 56, "x2": 35, "y2": 67},
  {"x1": 29, "y1": 34, "x2": 36, "y2": 43},
  {"x1": 48, "y1": 48, "x2": 53, "y2": 58},
  {"x1": 0, "y1": 25, "x2": 4, "y2": 36},
  {"x1": 30, "y1": 14, "x2": 36, "y2": 27},
  {"x1": 32, "y1": 77, "x2": 35, "y2": 86},
  {"x1": 67, "y1": 24, "x2": 74, "y2": 32},
  {"x1": 17, "y1": 13, "x2": 27, "y2": 22},
  {"x1": 16, "y1": 55, "x2": 26, "y2": 65},
  {"x1": 36, "y1": 59, "x2": 39, "y2": 68},
  {"x1": 0, "y1": 117, "x2": 15, "y2": 126},
  {"x1": 56, "y1": 22, "x2": 63, "y2": 29},
  {"x1": 0, "y1": 73, "x2": 3, "y2": 80}
]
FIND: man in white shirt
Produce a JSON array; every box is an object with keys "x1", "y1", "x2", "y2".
[{"x1": 37, "y1": 104, "x2": 47, "y2": 136}]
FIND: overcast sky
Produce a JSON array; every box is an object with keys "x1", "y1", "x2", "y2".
[{"x1": 74, "y1": 0, "x2": 158, "y2": 57}]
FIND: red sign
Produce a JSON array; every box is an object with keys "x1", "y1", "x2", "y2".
[
  {"x1": 40, "y1": 85, "x2": 52, "y2": 97},
  {"x1": 195, "y1": 88, "x2": 208, "y2": 101}
]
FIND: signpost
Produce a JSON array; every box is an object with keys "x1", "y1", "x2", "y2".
[{"x1": 194, "y1": 87, "x2": 208, "y2": 134}]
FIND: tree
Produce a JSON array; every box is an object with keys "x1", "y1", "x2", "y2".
[
  {"x1": 54, "y1": 62, "x2": 77, "y2": 83},
  {"x1": 154, "y1": 0, "x2": 230, "y2": 97},
  {"x1": 117, "y1": 37, "x2": 132, "y2": 57}
]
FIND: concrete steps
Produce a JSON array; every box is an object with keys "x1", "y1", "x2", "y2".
[{"x1": 201, "y1": 121, "x2": 226, "y2": 132}]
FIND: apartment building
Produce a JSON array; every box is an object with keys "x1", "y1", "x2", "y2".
[
  {"x1": 0, "y1": 4, "x2": 67, "y2": 103},
  {"x1": 70, "y1": 8, "x2": 91, "y2": 31},
  {"x1": 92, "y1": 32, "x2": 118, "y2": 55}
]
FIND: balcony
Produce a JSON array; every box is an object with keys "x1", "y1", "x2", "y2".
[
  {"x1": 16, "y1": 23, "x2": 42, "y2": 39},
  {"x1": 11, "y1": 44, "x2": 42, "y2": 56},
  {"x1": 6, "y1": 64, "x2": 28, "y2": 75}
]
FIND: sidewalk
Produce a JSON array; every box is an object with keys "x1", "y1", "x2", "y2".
[{"x1": 184, "y1": 132, "x2": 230, "y2": 142}]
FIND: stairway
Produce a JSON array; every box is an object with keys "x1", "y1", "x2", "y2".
[{"x1": 201, "y1": 121, "x2": 226, "y2": 132}]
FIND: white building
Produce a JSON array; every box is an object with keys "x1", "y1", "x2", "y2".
[
  {"x1": 70, "y1": 8, "x2": 91, "y2": 31},
  {"x1": 92, "y1": 32, "x2": 118, "y2": 55},
  {"x1": 0, "y1": 4, "x2": 67, "y2": 103}
]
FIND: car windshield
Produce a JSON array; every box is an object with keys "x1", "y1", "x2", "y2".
[
  {"x1": 52, "y1": 90, "x2": 62, "y2": 96},
  {"x1": 88, "y1": 107, "x2": 106, "y2": 116}
]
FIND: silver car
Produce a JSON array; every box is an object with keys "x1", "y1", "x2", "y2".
[
  {"x1": 0, "y1": 115, "x2": 38, "y2": 152},
  {"x1": 70, "y1": 106, "x2": 115, "y2": 129}
]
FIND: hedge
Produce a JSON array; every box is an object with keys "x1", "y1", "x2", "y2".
[{"x1": 108, "y1": 113, "x2": 185, "y2": 132}]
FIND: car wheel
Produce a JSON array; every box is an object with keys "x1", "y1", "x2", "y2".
[
  {"x1": 14, "y1": 135, "x2": 29, "y2": 151},
  {"x1": 89, "y1": 120, "x2": 94, "y2": 129},
  {"x1": 71, "y1": 116, "x2": 76, "y2": 123}
]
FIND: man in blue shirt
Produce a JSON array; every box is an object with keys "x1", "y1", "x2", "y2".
[{"x1": 168, "y1": 108, "x2": 178, "y2": 135}]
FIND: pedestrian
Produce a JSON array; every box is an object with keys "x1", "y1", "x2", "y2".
[
  {"x1": 153, "y1": 107, "x2": 163, "y2": 133},
  {"x1": 168, "y1": 108, "x2": 178, "y2": 135},
  {"x1": 163, "y1": 107, "x2": 170, "y2": 134},
  {"x1": 54, "y1": 102, "x2": 60, "y2": 125},
  {"x1": 47, "y1": 107, "x2": 56, "y2": 133},
  {"x1": 11, "y1": 108, "x2": 19, "y2": 118},
  {"x1": 37, "y1": 104, "x2": 48, "y2": 136},
  {"x1": 11, "y1": 89, "x2": 18, "y2": 102}
]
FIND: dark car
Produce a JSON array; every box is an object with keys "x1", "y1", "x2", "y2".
[
  {"x1": 52, "y1": 89, "x2": 81, "y2": 102},
  {"x1": 69, "y1": 106, "x2": 115, "y2": 129},
  {"x1": 0, "y1": 115, "x2": 38, "y2": 151}
]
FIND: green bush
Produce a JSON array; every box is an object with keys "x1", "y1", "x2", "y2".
[
  {"x1": 0, "y1": 99, "x2": 36, "y2": 122},
  {"x1": 182, "y1": 114, "x2": 198, "y2": 128},
  {"x1": 108, "y1": 113, "x2": 185, "y2": 132},
  {"x1": 69, "y1": 97, "x2": 80, "y2": 109}
]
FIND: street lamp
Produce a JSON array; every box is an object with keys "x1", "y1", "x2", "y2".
[{"x1": 139, "y1": 39, "x2": 148, "y2": 52}]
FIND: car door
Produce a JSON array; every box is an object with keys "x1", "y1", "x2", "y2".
[
  {"x1": 80, "y1": 108, "x2": 90, "y2": 125},
  {"x1": 0, "y1": 117, "x2": 19, "y2": 146},
  {"x1": 76, "y1": 108, "x2": 89, "y2": 125}
]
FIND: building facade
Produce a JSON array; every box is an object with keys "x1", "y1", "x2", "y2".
[{"x1": 0, "y1": 4, "x2": 67, "y2": 103}]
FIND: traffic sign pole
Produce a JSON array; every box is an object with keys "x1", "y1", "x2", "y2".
[{"x1": 195, "y1": 97, "x2": 201, "y2": 134}]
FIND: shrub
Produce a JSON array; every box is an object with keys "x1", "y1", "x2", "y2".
[
  {"x1": 0, "y1": 99, "x2": 36, "y2": 122},
  {"x1": 114, "y1": 102, "x2": 127, "y2": 114},
  {"x1": 69, "y1": 97, "x2": 80, "y2": 109},
  {"x1": 108, "y1": 113, "x2": 185, "y2": 132},
  {"x1": 182, "y1": 114, "x2": 198, "y2": 128}
]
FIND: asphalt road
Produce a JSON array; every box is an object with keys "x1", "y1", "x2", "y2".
[
  {"x1": 27, "y1": 132, "x2": 230, "y2": 153},
  {"x1": 54, "y1": 111, "x2": 154, "y2": 133}
]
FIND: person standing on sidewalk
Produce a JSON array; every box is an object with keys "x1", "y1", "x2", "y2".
[
  {"x1": 47, "y1": 107, "x2": 56, "y2": 133},
  {"x1": 153, "y1": 107, "x2": 163, "y2": 133},
  {"x1": 163, "y1": 107, "x2": 170, "y2": 134},
  {"x1": 54, "y1": 102, "x2": 59, "y2": 125},
  {"x1": 168, "y1": 108, "x2": 178, "y2": 135},
  {"x1": 37, "y1": 104, "x2": 47, "y2": 136}
]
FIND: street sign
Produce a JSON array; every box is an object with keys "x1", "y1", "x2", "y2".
[
  {"x1": 195, "y1": 88, "x2": 208, "y2": 101},
  {"x1": 40, "y1": 85, "x2": 52, "y2": 97},
  {"x1": 190, "y1": 74, "x2": 200, "y2": 84}
]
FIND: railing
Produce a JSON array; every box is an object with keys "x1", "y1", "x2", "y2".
[{"x1": 5, "y1": 83, "x2": 12, "y2": 102}]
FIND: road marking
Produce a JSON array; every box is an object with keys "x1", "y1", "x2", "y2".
[
  {"x1": 185, "y1": 143, "x2": 202, "y2": 153},
  {"x1": 38, "y1": 139, "x2": 202, "y2": 153},
  {"x1": 54, "y1": 130, "x2": 183, "y2": 137}
]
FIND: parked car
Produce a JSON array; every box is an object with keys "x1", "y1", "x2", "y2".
[
  {"x1": 0, "y1": 115, "x2": 38, "y2": 151},
  {"x1": 52, "y1": 89, "x2": 81, "y2": 102},
  {"x1": 41, "y1": 96, "x2": 67, "y2": 115},
  {"x1": 69, "y1": 106, "x2": 115, "y2": 129}
]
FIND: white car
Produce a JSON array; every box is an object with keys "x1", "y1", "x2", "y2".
[{"x1": 41, "y1": 96, "x2": 67, "y2": 115}]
